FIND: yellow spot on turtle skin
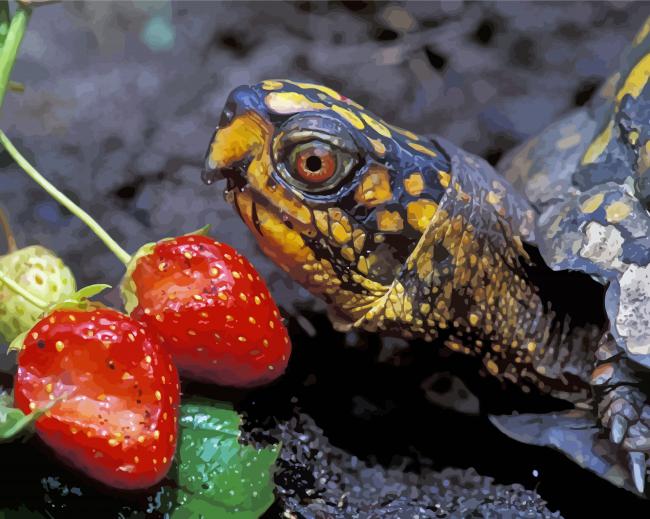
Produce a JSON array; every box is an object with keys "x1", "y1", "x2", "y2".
[
  {"x1": 331, "y1": 222, "x2": 352, "y2": 244},
  {"x1": 328, "y1": 208, "x2": 353, "y2": 244},
  {"x1": 286, "y1": 81, "x2": 344, "y2": 100},
  {"x1": 582, "y1": 121, "x2": 613, "y2": 165},
  {"x1": 580, "y1": 193, "x2": 605, "y2": 214},
  {"x1": 55, "y1": 341, "x2": 64, "y2": 352},
  {"x1": 469, "y1": 313, "x2": 480, "y2": 326},
  {"x1": 313, "y1": 210, "x2": 329, "y2": 235},
  {"x1": 391, "y1": 125, "x2": 419, "y2": 140},
  {"x1": 331, "y1": 104, "x2": 365, "y2": 129},
  {"x1": 606, "y1": 200, "x2": 632, "y2": 223},
  {"x1": 633, "y1": 18, "x2": 650, "y2": 46},
  {"x1": 556, "y1": 133, "x2": 582, "y2": 150},
  {"x1": 404, "y1": 172, "x2": 425, "y2": 196},
  {"x1": 406, "y1": 200, "x2": 438, "y2": 233},
  {"x1": 408, "y1": 141, "x2": 437, "y2": 157},
  {"x1": 486, "y1": 191, "x2": 502, "y2": 205},
  {"x1": 629, "y1": 130, "x2": 640, "y2": 146},
  {"x1": 355, "y1": 165, "x2": 392, "y2": 207},
  {"x1": 352, "y1": 229, "x2": 366, "y2": 253},
  {"x1": 341, "y1": 247, "x2": 356, "y2": 262},
  {"x1": 357, "y1": 256, "x2": 369, "y2": 275},
  {"x1": 486, "y1": 359, "x2": 499, "y2": 376},
  {"x1": 376, "y1": 209, "x2": 404, "y2": 232},
  {"x1": 616, "y1": 53, "x2": 650, "y2": 103},
  {"x1": 527, "y1": 341, "x2": 536, "y2": 353},
  {"x1": 368, "y1": 137, "x2": 386, "y2": 156},
  {"x1": 264, "y1": 92, "x2": 327, "y2": 115},
  {"x1": 438, "y1": 171, "x2": 451, "y2": 188},
  {"x1": 360, "y1": 113, "x2": 392, "y2": 137},
  {"x1": 261, "y1": 80, "x2": 284, "y2": 91}
]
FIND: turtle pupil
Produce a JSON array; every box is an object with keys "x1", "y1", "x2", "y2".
[{"x1": 305, "y1": 155, "x2": 322, "y2": 172}]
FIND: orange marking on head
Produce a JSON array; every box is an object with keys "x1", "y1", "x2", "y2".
[
  {"x1": 354, "y1": 165, "x2": 393, "y2": 207},
  {"x1": 376, "y1": 209, "x2": 404, "y2": 232},
  {"x1": 265, "y1": 91, "x2": 327, "y2": 114},
  {"x1": 406, "y1": 200, "x2": 438, "y2": 233},
  {"x1": 404, "y1": 172, "x2": 424, "y2": 196},
  {"x1": 206, "y1": 111, "x2": 269, "y2": 170}
]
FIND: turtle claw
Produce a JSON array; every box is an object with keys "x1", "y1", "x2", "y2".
[
  {"x1": 610, "y1": 414, "x2": 628, "y2": 445},
  {"x1": 628, "y1": 451, "x2": 646, "y2": 494}
]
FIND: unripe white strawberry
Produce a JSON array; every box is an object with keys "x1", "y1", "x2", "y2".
[{"x1": 0, "y1": 245, "x2": 76, "y2": 343}]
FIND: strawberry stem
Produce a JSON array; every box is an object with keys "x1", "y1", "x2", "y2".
[
  {"x1": 0, "y1": 4, "x2": 30, "y2": 115},
  {"x1": 0, "y1": 206, "x2": 16, "y2": 252},
  {"x1": 0, "y1": 130, "x2": 133, "y2": 266},
  {"x1": 0, "y1": 268, "x2": 47, "y2": 309}
]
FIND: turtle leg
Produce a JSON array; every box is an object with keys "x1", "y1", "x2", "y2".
[{"x1": 592, "y1": 335, "x2": 650, "y2": 493}]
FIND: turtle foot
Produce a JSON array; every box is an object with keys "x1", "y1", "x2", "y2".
[
  {"x1": 489, "y1": 410, "x2": 642, "y2": 494},
  {"x1": 597, "y1": 384, "x2": 650, "y2": 493}
]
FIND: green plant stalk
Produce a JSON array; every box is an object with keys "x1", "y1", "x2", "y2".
[
  {"x1": 0, "y1": 5, "x2": 30, "y2": 114},
  {"x1": 0, "y1": 131, "x2": 133, "y2": 265},
  {"x1": 0, "y1": 268, "x2": 47, "y2": 309},
  {"x1": 0, "y1": 206, "x2": 17, "y2": 252},
  {"x1": 0, "y1": 1, "x2": 10, "y2": 48}
]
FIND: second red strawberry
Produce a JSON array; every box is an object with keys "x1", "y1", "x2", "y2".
[{"x1": 122, "y1": 234, "x2": 291, "y2": 387}]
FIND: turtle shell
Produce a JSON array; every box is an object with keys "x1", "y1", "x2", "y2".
[{"x1": 498, "y1": 18, "x2": 650, "y2": 368}]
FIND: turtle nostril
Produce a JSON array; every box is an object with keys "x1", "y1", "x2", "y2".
[
  {"x1": 201, "y1": 167, "x2": 222, "y2": 186},
  {"x1": 219, "y1": 106, "x2": 235, "y2": 127}
]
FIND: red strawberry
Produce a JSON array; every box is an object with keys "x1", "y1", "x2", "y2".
[
  {"x1": 121, "y1": 234, "x2": 291, "y2": 387},
  {"x1": 13, "y1": 305, "x2": 180, "y2": 490}
]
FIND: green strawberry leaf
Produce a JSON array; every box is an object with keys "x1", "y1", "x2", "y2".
[
  {"x1": 0, "y1": 392, "x2": 58, "y2": 442},
  {"x1": 7, "y1": 329, "x2": 27, "y2": 353},
  {"x1": 184, "y1": 224, "x2": 212, "y2": 237},
  {"x1": 121, "y1": 241, "x2": 156, "y2": 314},
  {"x1": 166, "y1": 398, "x2": 280, "y2": 518},
  {"x1": 72, "y1": 283, "x2": 111, "y2": 301}
]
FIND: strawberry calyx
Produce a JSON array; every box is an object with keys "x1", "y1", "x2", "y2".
[
  {"x1": 0, "y1": 390, "x2": 62, "y2": 443},
  {"x1": 7, "y1": 283, "x2": 111, "y2": 353},
  {"x1": 120, "y1": 225, "x2": 211, "y2": 314},
  {"x1": 121, "y1": 241, "x2": 156, "y2": 314}
]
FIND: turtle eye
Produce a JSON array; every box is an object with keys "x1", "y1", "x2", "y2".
[
  {"x1": 283, "y1": 140, "x2": 356, "y2": 192},
  {"x1": 290, "y1": 142, "x2": 337, "y2": 183}
]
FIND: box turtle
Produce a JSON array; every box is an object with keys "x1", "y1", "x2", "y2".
[{"x1": 202, "y1": 18, "x2": 650, "y2": 495}]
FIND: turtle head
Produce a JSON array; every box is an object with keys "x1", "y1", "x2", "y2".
[{"x1": 203, "y1": 80, "x2": 451, "y2": 325}]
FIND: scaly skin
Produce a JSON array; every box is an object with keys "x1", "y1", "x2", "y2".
[{"x1": 202, "y1": 80, "x2": 602, "y2": 400}]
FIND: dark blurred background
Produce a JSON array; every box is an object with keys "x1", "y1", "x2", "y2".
[{"x1": 2, "y1": 2, "x2": 650, "y2": 518}]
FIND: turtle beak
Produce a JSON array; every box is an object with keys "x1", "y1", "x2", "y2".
[
  {"x1": 201, "y1": 85, "x2": 270, "y2": 188},
  {"x1": 201, "y1": 139, "x2": 250, "y2": 189},
  {"x1": 201, "y1": 128, "x2": 231, "y2": 186}
]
